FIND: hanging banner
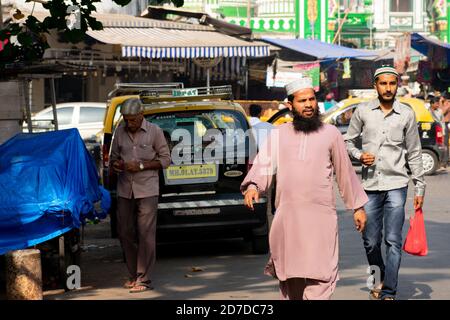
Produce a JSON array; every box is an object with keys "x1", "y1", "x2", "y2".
[
  {"x1": 266, "y1": 69, "x2": 305, "y2": 88},
  {"x1": 342, "y1": 58, "x2": 351, "y2": 79},
  {"x1": 394, "y1": 33, "x2": 411, "y2": 74},
  {"x1": 266, "y1": 71, "x2": 320, "y2": 91},
  {"x1": 266, "y1": 61, "x2": 319, "y2": 90},
  {"x1": 417, "y1": 60, "x2": 433, "y2": 84},
  {"x1": 429, "y1": 45, "x2": 448, "y2": 69},
  {"x1": 292, "y1": 61, "x2": 320, "y2": 90}
]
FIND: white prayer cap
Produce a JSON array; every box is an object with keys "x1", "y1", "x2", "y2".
[
  {"x1": 373, "y1": 65, "x2": 399, "y2": 81},
  {"x1": 285, "y1": 77, "x2": 313, "y2": 96}
]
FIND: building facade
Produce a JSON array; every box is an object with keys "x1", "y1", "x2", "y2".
[
  {"x1": 370, "y1": 0, "x2": 448, "y2": 47},
  {"x1": 331, "y1": 0, "x2": 449, "y2": 48},
  {"x1": 333, "y1": 0, "x2": 374, "y2": 48},
  {"x1": 181, "y1": 0, "x2": 449, "y2": 48},
  {"x1": 180, "y1": 0, "x2": 255, "y2": 20}
]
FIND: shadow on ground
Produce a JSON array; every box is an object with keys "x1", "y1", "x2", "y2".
[{"x1": 43, "y1": 218, "x2": 278, "y2": 300}]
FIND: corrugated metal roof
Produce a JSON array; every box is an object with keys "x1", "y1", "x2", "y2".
[
  {"x1": 91, "y1": 13, "x2": 214, "y2": 31},
  {"x1": 23, "y1": 10, "x2": 215, "y2": 31},
  {"x1": 87, "y1": 27, "x2": 264, "y2": 48}
]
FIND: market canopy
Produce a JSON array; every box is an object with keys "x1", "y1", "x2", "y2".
[
  {"x1": 87, "y1": 28, "x2": 270, "y2": 59},
  {"x1": 411, "y1": 32, "x2": 450, "y2": 62},
  {"x1": 261, "y1": 37, "x2": 376, "y2": 61},
  {"x1": 356, "y1": 47, "x2": 424, "y2": 61},
  {"x1": 20, "y1": 9, "x2": 270, "y2": 59}
]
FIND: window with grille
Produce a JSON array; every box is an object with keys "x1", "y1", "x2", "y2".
[{"x1": 390, "y1": 0, "x2": 412, "y2": 12}]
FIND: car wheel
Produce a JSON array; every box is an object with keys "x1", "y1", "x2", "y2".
[
  {"x1": 422, "y1": 149, "x2": 438, "y2": 175},
  {"x1": 251, "y1": 234, "x2": 269, "y2": 254}
]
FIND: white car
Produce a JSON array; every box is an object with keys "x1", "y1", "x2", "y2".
[{"x1": 25, "y1": 102, "x2": 106, "y2": 140}]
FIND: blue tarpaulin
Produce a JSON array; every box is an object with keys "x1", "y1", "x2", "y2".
[
  {"x1": 411, "y1": 32, "x2": 450, "y2": 63},
  {"x1": 262, "y1": 37, "x2": 377, "y2": 61},
  {"x1": 0, "y1": 129, "x2": 110, "y2": 255}
]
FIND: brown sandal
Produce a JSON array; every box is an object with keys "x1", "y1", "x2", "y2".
[
  {"x1": 129, "y1": 284, "x2": 153, "y2": 293},
  {"x1": 123, "y1": 279, "x2": 136, "y2": 289},
  {"x1": 369, "y1": 288, "x2": 382, "y2": 300}
]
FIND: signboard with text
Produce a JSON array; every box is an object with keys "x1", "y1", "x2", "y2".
[
  {"x1": 172, "y1": 89, "x2": 199, "y2": 97},
  {"x1": 266, "y1": 61, "x2": 320, "y2": 91}
]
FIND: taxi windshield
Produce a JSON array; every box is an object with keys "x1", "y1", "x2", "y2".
[{"x1": 146, "y1": 109, "x2": 246, "y2": 137}]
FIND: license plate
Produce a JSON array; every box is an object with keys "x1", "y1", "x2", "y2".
[
  {"x1": 173, "y1": 208, "x2": 220, "y2": 216},
  {"x1": 166, "y1": 164, "x2": 216, "y2": 180}
]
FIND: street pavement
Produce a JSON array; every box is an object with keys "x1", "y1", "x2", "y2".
[{"x1": 44, "y1": 167, "x2": 450, "y2": 300}]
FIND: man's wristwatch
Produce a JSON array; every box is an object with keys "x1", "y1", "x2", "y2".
[{"x1": 139, "y1": 162, "x2": 144, "y2": 171}]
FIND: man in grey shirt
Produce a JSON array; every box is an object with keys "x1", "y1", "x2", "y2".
[
  {"x1": 345, "y1": 66, "x2": 426, "y2": 300},
  {"x1": 110, "y1": 98, "x2": 171, "y2": 293}
]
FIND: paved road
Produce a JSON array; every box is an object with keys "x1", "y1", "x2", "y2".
[{"x1": 45, "y1": 167, "x2": 450, "y2": 300}]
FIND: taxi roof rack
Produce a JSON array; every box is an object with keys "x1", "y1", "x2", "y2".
[
  {"x1": 108, "y1": 82, "x2": 184, "y2": 99},
  {"x1": 139, "y1": 85, "x2": 233, "y2": 103}
]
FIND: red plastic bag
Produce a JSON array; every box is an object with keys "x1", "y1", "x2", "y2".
[{"x1": 403, "y1": 208, "x2": 428, "y2": 256}]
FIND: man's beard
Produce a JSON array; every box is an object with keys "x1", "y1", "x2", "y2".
[
  {"x1": 378, "y1": 91, "x2": 396, "y2": 103},
  {"x1": 291, "y1": 108, "x2": 323, "y2": 133}
]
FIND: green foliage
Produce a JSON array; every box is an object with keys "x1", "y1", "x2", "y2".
[
  {"x1": 0, "y1": 0, "x2": 183, "y2": 69},
  {"x1": 172, "y1": 0, "x2": 184, "y2": 7}
]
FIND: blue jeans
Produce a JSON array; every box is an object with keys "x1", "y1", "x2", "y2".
[{"x1": 363, "y1": 187, "x2": 408, "y2": 299}]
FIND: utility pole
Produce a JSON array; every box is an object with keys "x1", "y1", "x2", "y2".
[
  {"x1": 370, "y1": 0, "x2": 374, "y2": 49},
  {"x1": 332, "y1": 9, "x2": 350, "y2": 44},
  {"x1": 247, "y1": 0, "x2": 251, "y2": 28},
  {"x1": 337, "y1": 0, "x2": 340, "y2": 45},
  {"x1": 295, "y1": 0, "x2": 300, "y2": 38}
]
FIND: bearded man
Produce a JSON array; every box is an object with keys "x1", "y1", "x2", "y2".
[{"x1": 241, "y1": 78, "x2": 368, "y2": 300}]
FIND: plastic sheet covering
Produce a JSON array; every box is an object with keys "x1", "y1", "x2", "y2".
[{"x1": 0, "y1": 129, "x2": 110, "y2": 255}]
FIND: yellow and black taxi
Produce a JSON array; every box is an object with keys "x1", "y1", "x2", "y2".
[{"x1": 101, "y1": 83, "x2": 269, "y2": 254}]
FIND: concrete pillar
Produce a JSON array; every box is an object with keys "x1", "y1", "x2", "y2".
[
  {"x1": 0, "y1": 80, "x2": 23, "y2": 144},
  {"x1": 6, "y1": 249, "x2": 43, "y2": 300}
]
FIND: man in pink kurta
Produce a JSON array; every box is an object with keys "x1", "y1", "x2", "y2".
[{"x1": 241, "y1": 78, "x2": 368, "y2": 300}]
